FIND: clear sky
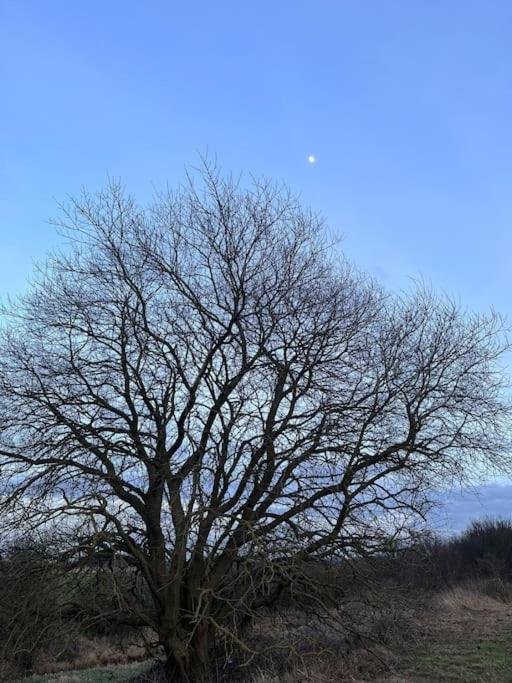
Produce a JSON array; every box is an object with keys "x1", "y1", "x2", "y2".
[{"x1": 1, "y1": 1, "x2": 512, "y2": 531}]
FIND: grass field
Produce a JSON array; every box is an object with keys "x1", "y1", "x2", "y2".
[
  {"x1": 388, "y1": 587, "x2": 512, "y2": 682},
  {"x1": 14, "y1": 661, "x2": 151, "y2": 683}
]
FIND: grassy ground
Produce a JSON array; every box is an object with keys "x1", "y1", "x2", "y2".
[
  {"x1": 13, "y1": 660, "x2": 151, "y2": 683},
  {"x1": 389, "y1": 587, "x2": 512, "y2": 682}
]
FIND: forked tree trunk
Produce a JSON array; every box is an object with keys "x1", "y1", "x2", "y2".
[{"x1": 163, "y1": 623, "x2": 211, "y2": 682}]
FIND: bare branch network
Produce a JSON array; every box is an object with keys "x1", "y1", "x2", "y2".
[{"x1": 0, "y1": 165, "x2": 509, "y2": 680}]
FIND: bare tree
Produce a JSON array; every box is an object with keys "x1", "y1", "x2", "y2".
[{"x1": 0, "y1": 165, "x2": 509, "y2": 680}]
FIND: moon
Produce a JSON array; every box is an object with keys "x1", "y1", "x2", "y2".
[{"x1": 307, "y1": 154, "x2": 316, "y2": 165}]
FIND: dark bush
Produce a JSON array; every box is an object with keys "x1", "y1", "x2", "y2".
[
  {"x1": 373, "y1": 518, "x2": 512, "y2": 592},
  {"x1": 440, "y1": 518, "x2": 512, "y2": 582},
  {"x1": 0, "y1": 538, "x2": 80, "y2": 673}
]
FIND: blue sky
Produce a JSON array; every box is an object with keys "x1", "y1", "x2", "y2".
[
  {"x1": 1, "y1": 1, "x2": 512, "y2": 530},
  {"x1": 433, "y1": 483, "x2": 512, "y2": 534}
]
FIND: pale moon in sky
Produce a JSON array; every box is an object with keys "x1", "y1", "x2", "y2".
[{"x1": 307, "y1": 154, "x2": 316, "y2": 164}]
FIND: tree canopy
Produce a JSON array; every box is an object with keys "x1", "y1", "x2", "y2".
[{"x1": 0, "y1": 166, "x2": 509, "y2": 680}]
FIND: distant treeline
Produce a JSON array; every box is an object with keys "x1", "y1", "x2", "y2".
[{"x1": 376, "y1": 518, "x2": 512, "y2": 594}]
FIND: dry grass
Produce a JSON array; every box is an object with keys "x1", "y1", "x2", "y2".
[
  {"x1": 0, "y1": 634, "x2": 151, "y2": 681},
  {"x1": 232, "y1": 594, "x2": 418, "y2": 683},
  {"x1": 244, "y1": 582, "x2": 512, "y2": 682},
  {"x1": 32, "y1": 635, "x2": 148, "y2": 675},
  {"x1": 390, "y1": 582, "x2": 512, "y2": 682},
  {"x1": 10, "y1": 582, "x2": 512, "y2": 682},
  {"x1": 435, "y1": 585, "x2": 506, "y2": 613}
]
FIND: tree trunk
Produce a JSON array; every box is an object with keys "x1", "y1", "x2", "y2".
[{"x1": 163, "y1": 624, "x2": 211, "y2": 682}]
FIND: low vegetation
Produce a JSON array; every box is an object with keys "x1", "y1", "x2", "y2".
[{"x1": 3, "y1": 518, "x2": 512, "y2": 681}]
